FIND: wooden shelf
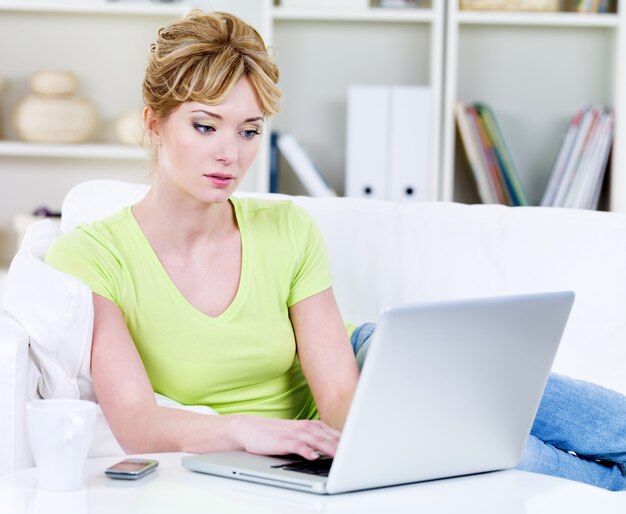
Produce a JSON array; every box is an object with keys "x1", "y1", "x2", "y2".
[
  {"x1": 0, "y1": 0, "x2": 189, "y2": 16},
  {"x1": 457, "y1": 11, "x2": 619, "y2": 28},
  {"x1": 0, "y1": 141, "x2": 148, "y2": 160},
  {"x1": 272, "y1": 6, "x2": 435, "y2": 23}
]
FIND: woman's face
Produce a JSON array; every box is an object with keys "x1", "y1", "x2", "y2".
[{"x1": 149, "y1": 76, "x2": 264, "y2": 205}]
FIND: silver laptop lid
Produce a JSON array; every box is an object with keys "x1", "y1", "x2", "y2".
[{"x1": 326, "y1": 291, "x2": 574, "y2": 493}]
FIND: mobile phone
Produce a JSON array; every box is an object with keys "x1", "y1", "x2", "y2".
[{"x1": 104, "y1": 458, "x2": 159, "y2": 480}]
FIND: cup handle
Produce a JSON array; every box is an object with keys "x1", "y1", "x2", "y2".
[{"x1": 63, "y1": 412, "x2": 85, "y2": 443}]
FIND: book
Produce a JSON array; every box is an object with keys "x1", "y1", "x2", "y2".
[
  {"x1": 541, "y1": 105, "x2": 614, "y2": 210},
  {"x1": 276, "y1": 134, "x2": 337, "y2": 198},
  {"x1": 551, "y1": 106, "x2": 597, "y2": 207},
  {"x1": 470, "y1": 106, "x2": 509, "y2": 204},
  {"x1": 540, "y1": 109, "x2": 584, "y2": 207},
  {"x1": 576, "y1": 0, "x2": 611, "y2": 12},
  {"x1": 563, "y1": 109, "x2": 603, "y2": 208},
  {"x1": 456, "y1": 102, "x2": 497, "y2": 203},
  {"x1": 567, "y1": 109, "x2": 614, "y2": 209},
  {"x1": 455, "y1": 103, "x2": 495, "y2": 203},
  {"x1": 587, "y1": 112, "x2": 614, "y2": 208},
  {"x1": 475, "y1": 103, "x2": 529, "y2": 206},
  {"x1": 269, "y1": 131, "x2": 279, "y2": 193},
  {"x1": 455, "y1": 101, "x2": 529, "y2": 206}
]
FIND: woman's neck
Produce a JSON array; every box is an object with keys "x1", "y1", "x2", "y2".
[{"x1": 131, "y1": 180, "x2": 237, "y2": 253}]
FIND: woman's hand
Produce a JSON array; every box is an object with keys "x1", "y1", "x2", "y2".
[{"x1": 233, "y1": 416, "x2": 341, "y2": 460}]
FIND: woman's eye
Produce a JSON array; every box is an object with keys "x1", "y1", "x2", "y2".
[
  {"x1": 241, "y1": 129, "x2": 261, "y2": 140},
  {"x1": 193, "y1": 123, "x2": 215, "y2": 134}
]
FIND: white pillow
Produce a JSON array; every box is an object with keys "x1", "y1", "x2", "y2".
[{"x1": 2, "y1": 219, "x2": 95, "y2": 401}]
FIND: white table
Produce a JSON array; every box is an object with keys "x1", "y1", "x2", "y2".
[{"x1": 2, "y1": 453, "x2": 626, "y2": 514}]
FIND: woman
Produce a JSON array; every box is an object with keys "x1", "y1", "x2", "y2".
[{"x1": 46, "y1": 10, "x2": 626, "y2": 490}]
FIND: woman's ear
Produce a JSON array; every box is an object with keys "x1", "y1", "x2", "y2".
[{"x1": 143, "y1": 106, "x2": 160, "y2": 145}]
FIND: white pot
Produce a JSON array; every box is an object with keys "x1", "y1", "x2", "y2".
[
  {"x1": 13, "y1": 95, "x2": 98, "y2": 144},
  {"x1": 115, "y1": 110, "x2": 144, "y2": 146},
  {"x1": 30, "y1": 70, "x2": 79, "y2": 97}
]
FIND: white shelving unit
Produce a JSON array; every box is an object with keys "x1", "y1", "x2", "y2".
[
  {"x1": 0, "y1": 141, "x2": 147, "y2": 160},
  {"x1": 268, "y1": 1, "x2": 445, "y2": 198},
  {"x1": 0, "y1": 0, "x2": 188, "y2": 15},
  {"x1": 271, "y1": 6, "x2": 436, "y2": 22},
  {"x1": 442, "y1": 1, "x2": 625, "y2": 209},
  {"x1": 457, "y1": 10, "x2": 619, "y2": 27},
  {"x1": 1, "y1": 0, "x2": 625, "y2": 268}
]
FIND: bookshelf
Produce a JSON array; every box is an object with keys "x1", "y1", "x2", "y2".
[
  {"x1": 442, "y1": 1, "x2": 625, "y2": 210},
  {"x1": 267, "y1": 1, "x2": 445, "y2": 198},
  {"x1": 1, "y1": 0, "x2": 625, "y2": 268}
]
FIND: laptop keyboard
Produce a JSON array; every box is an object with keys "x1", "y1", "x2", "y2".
[{"x1": 271, "y1": 456, "x2": 333, "y2": 477}]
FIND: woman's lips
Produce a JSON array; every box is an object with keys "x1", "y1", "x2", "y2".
[{"x1": 204, "y1": 173, "x2": 235, "y2": 188}]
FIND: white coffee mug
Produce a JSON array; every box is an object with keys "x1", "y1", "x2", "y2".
[{"x1": 26, "y1": 399, "x2": 97, "y2": 491}]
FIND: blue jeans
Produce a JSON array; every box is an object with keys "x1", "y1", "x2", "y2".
[{"x1": 350, "y1": 323, "x2": 626, "y2": 491}]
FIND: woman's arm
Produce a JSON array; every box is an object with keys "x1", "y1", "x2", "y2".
[
  {"x1": 289, "y1": 288, "x2": 360, "y2": 431},
  {"x1": 91, "y1": 293, "x2": 340, "y2": 459}
]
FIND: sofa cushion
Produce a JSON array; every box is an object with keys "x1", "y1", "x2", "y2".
[
  {"x1": 0, "y1": 310, "x2": 30, "y2": 473},
  {"x1": 2, "y1": 219, "x2": 95, "y2": 402},
  {"x1": 60, "y1": 179, "x2": 150, "y2": 233}
]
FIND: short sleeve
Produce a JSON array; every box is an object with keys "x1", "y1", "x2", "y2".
[
  {"x1": 45, "y1": 227, "x2": 121, "y2": 305},
  {"x1": 287, "y1": 204, "x2": 333, "y2": 307}
]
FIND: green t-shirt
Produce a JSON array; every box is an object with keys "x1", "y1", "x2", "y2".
[{"x1": 45, "y1": 197, "x2": 334, "y2": 420}]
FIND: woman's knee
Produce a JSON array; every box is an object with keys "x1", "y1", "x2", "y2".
[{"x1": 350, "y1": 323, "x2": 376, "y2": 370}]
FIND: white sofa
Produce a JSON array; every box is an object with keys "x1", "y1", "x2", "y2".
[{"x1": 3, "y1": 179, "x2": 626, "y2": 475}]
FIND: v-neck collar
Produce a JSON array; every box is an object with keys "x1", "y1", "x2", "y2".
[{"x1": 125, "y1": 198, "x2": 248, "y2": 325}]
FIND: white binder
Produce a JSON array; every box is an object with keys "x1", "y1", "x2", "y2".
[
  {"x1": 388, "y1": 86, "x2": 432, "y2": 202},
  {"x1": 345, "y1": 85, "x2": 432, "y2": 202},
  {"x1": 345, "y1": 85, "x2": 390, "y2": 200}
]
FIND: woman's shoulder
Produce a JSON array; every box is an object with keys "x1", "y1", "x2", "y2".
[
  {"x1": 233, "y1": 196, "x2": 313, "y2": 227},
  {"x1": 45, "y1": 207, "x2": 134, "y2": 303},
  {"x1": 234, "y1": 195, "x2": 294, "y2": 212}
]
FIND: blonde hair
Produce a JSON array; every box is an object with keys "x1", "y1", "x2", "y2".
[{"x1": 143, "y1": 10, "x2": 281, "y2": 120}]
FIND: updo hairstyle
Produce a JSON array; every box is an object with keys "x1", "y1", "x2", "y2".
[{"x1": 142, "y1": 10, "x2": 281, "y2": 120}]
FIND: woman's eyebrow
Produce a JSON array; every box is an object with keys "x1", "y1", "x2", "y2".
[{"x1": 191, "y1": 109, "x2": 264, "y2": 123}]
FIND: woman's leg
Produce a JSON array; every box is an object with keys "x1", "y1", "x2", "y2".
[
  {"x1": 350, "y1": 324, "x2": 626, "y2": 491},
  {"x1": 349, "y1": 322, "x2": 376, "y2": 370},
  {"x1": 518, "y1": 435, "x2": 626, "y2": 491},
  {"x1": 517, "y1": 373, "x2": 626, "y2": 491}
]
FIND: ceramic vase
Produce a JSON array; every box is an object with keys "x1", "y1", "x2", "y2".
[
  {"x1": 13, "y1": 70, "x2": 98, "y2": 144},
  {"x1": 115, "y1": 110, "x2": 144, "y2": 146}
]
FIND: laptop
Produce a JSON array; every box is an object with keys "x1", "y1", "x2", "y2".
[{"x1": 182, "y1": 291, "x2": 575, "y2": 494}]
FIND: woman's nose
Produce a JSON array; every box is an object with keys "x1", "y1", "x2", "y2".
[{"x1": 213, "y1": 134, "x2": 238, "y2": 164}]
